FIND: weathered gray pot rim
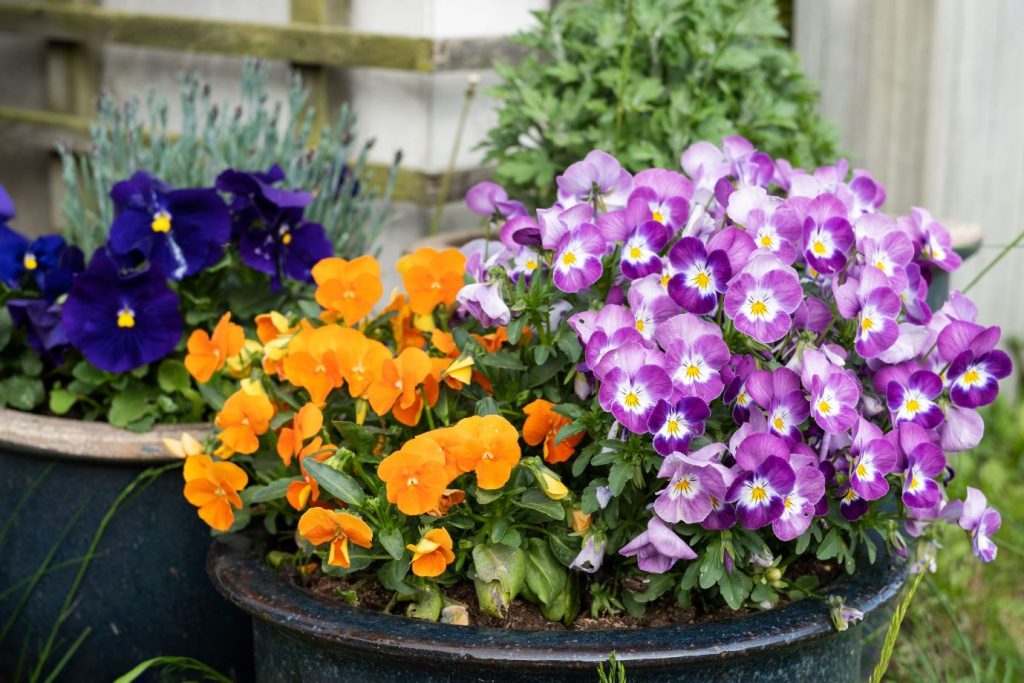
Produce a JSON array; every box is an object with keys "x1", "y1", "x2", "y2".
[
  {"x1": 0, "y1": 407, "x2": 208, "y2": 464},
  {"x1": 209, "y1": 532, "x2": 908, "y2": 671}
]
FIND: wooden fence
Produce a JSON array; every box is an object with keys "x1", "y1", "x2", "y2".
[{"x1": 0, "y1": 0, "x2": 525, "y2": 207}]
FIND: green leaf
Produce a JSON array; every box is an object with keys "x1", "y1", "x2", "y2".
[
  {"x1": 48, "y1": 388, "x2": 78, "y2": 415},
  {"x1": 554, "y1": 420, "x2": 587, "y2": 445},
  {"x1": 555, "y1": 334, "x2": 582, "y2": 363},
  {"x1": 506, "y1": 315, "x2": 529, "y2": 345},
  {"x1": 515, "y1": 489, "x2": 566, "y2": 520},
  {"x1": 333, "y1": 420, "x2": 376, "y2": 455},
  {"x1": 475, "y1": 397, "x2": 500, "y2": 416},
  {"x1": 524, "y1": 537, "x2": 567, "y2": 606},
  {"x1": 0, "y1": 376, "x2": 45, "y2": 410},
  {"x1": 472, "y1": 543, "x2": 526, "y2": 596},
  {"x1": 157, "y1": 359, "x2": 191, "y2": 394},
  {"x1": 406, "y1": 582, "x2": 443, "y2": 621},
  {"x1": 718, "y1": 571, "x2": 754, "y2": 610},
  {"x1": 245, "y1": 478, "x2": 300, "y2": 504},
  {"x1": 0, "y1": 307, "x2": 12, "y2": 352},
  {"x1": 196, "y1": 382, "x2": 226, "y2": 411},
  {"x1": 107, "y1": 386, "x2": 153, "y2": 427},
  {"x1": 303, "y1": 458, "x2": 366, "y2": 506},
  {"x1": 379, "y1": 528, "x2": 406, "y2": 561},
  {"x1": 629, "y1": 573, "x2": 675, "y2": 603},
  {"x1": 377, "y1": 559, "x2": 413, "y2": 593},
  {"x1": 607, "y1": 460, "x2": 633, "y2": 496}
]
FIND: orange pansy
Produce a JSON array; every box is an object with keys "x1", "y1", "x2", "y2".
[
  {"x1": 376, "y1": 435, "x2": 448, "y2": 515},
  {"x1": 427, "y1": 425, "x2": 474, "y2": 482},
  {"x1": 407, "y1": 528, "x2": 456, "y2": 577},
  {"x1": 384, "y1": 292, "x2": 427, "y2": 350},
  {"x1": 286, "y1": 438, "x2": 336, "y2": 511},
  {"x1": 366, "y1": 346, "x2": 432, "y2": 423},
  {"x1": 396, "y1": 247, "x2": 466, "y2": 316},
  {"x1": 283, "y1": 324, "x2": 351, "y2": 406},
  {"x1": 452, "y1": 415, "x2": 522, "y2": 490},
  {"x1": 184, "y1": 312, "x2": 245, "y2": 383},
  {"x1": 522, "y1": 398, "x2": 584, "y2": 464},
  {"x1": 277, "y1": 403, "x2": 323, "y2": 467},
  {"x1": 183, "y1": 454, "x2": 248, "y2": 531},
  {"x1": 312, "y1": 255, "x2": 383, "y2": 326},
  {"x1": 215, "y1": 388, "x2": 275, "y2": 455},
  {"x1": 297, "y1": 507, "x2": 374, "y2": 568},
  {"x1": 472, "y1": 327, "x2": 510, "y2": 354},
  {"x1": 336, "y1": 333, "x2": 391, "y2": 399}
]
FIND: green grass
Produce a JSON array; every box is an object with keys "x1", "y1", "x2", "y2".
[{"x1": 890, "y1": 398, "x2": 1024, "y2": 682}]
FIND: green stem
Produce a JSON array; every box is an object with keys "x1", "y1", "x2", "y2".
[
  {"x1": 962, "y1": 228, "x2": 1024, "y2": 294},
  {"x1": 869, "y1": 569, "x2": 926, "y2": 683}
]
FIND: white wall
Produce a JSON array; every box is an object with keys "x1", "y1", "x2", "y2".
[{"x1": 795, "y1": 0, "x2": 1024, "y2": 339}]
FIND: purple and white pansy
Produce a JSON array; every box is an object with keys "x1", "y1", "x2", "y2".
[{"x1": 459, "y1": 136, "x2": 1010, "y2": 594}]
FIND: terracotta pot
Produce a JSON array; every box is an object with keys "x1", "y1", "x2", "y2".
[
  {"x1": 209, "y1": 532, "x2": 907, "y2": 683},
  {"x1": 0, "y1": 409, "x2": 252, "y2": 682}
]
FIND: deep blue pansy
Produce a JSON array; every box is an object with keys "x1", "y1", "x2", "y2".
[
  {"x1": 0, "y1": 225, "x2": 84, "y2": 301},
  {"x1": 8, "y1": 298, "x2": 69, "y2": 363},
  {"x1": 108, "y1": 171, "x2": 232, "y2": 280},
  {"x1": 62, "y1": 250, "x2": 183, "y2": 373},
  {"x1": 216, "y1": 166, "x2": 332, "y2": 288}
]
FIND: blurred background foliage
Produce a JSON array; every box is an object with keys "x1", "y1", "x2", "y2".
[
  {"x1": 481, "y1": 0, "x2": 838, "y2": 207},
  {"x1": 893, "y1": 340, "x2": 1024, "y2": 682}
]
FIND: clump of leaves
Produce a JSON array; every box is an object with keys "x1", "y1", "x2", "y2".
[{"x1": 481, "y1": 0, "x2": 839, "y2": 206}]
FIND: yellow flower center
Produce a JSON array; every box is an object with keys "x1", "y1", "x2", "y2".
[
  {"x1": 116, "y1": 307, "x2": 135, "y2": 328},
  {"x1": 623, "y1": 392, "x2": 640, "y2": 408},
  {"x1": 875, "y1": 260, "x2": 887, "y2": 271},
  {"x1": 773, "y1": 416, "x2": 785, "y2": 431},
  {"x1": 674, "y1": 478, "x2": 692, "y2": 493},
  {"x1": 812, "y1": 240, "x2": 827, "y2": 255},
  {"x1": 150, "y1": 210, "x2": 172, "y2": 233},
  {"x1": 282, "y1": 232, "x2": 293, "y2": 245},
  {"x1": 407, "y1": 477, "x2": 419, "y2": 487},
  {"x1": 562, "y1": 251, "x2": 577, "y2": 266},
  {"x1": 526, "y1": 259, "x2": 538, "y2": 271},
  {"x1": 629, "y1": 246, "x2": 643, "y2": 260},
  {"x1": 784, "y1": 496, "x2": 794, "y2": 511},
  {"x1": 737, "y1": 391, "x2": 749, "y2": 406},
  {"x1": 818, "y1": 400, "x2": 832, "y2": 415},
  {"x1": 856, "y1": 463, "x2": 868, "y2": 478},
  {"x1": 23, "y1": 253, "x2": 38, "y2": 270},
  {"x1": 635, "y1": 319, "x2": 645, "y2": 332},
  {"x1": 666, "y1": 419, "x2": 680, "y2": 435},
  {"x1": 685, "y1": 363, "x2": 701, "y2": 379},
  {"x1": 750, "y1": 485, "x2": 768, "y2": 503},
  {"x1": 749, "y1": 299, "x2": 768, "y2": 317},
  {"x1": 692, "y1": 271, "x2": 710, "y2": 289},
  {"x1": 861, "y1": 316, "x2": 875, "y2": 332},
  {"x1": 660, "y1": 273, "x2": 671, "y2": 287},
  {"x1": 963, "y1": 369, "x2": 981, "y2": 385},
  {"x1": 652, "y1": 210, "x2": 665, "y2": 224},
  {"x1": 905, "y1": 398, "x2": 921, "y2": 413},
  {"x1": 482, "y1": 451, "x2": 494, "y2": 461},
  {"x1": 759, "y1": 234, "x2": 774, "y2": 248}
]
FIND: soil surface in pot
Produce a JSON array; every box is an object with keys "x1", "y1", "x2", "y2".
[{"x1": 285, "y1": 556, "x2": 841, "y2": 631}]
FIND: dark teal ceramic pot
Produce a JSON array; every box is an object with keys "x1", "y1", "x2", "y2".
[
  {"x1": 0, "y1": 409, "x2": 252, "y2": 682},
  {"x1": 209, "y1": 533, "x2": 907, "y2": 683}
]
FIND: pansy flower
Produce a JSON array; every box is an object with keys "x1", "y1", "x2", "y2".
[
  {"x1": 556, "y1": 150, "x2": 633, "y2": 211},
  {"x1": 0, "y1": 228, "x2": 83, "y2": 300},
  {"x1": 723, "y1": 254, "x2": 802, "y2": 343},
  {"x1": 62, "y1": 250, "x2": 183, "y2": 373},
  {"x1": 215, "y1": 387, "x2": 275, "y2": 455},
  {"x1": 952, "y1": 487, "x2": 1001, "y2": 562},
  {"x1": 726, "y1": 434, "x2": 796, "y2": 530},
  {"x1": 571, "y1": 536, "x2": 607, "y2": 574},
  {"x1": 800, "y1": 348, "x2": 860, "y2": 434},
  {"x1": 848, "y1": 418, "x2": 898, "y2": 501},
  {"x1": 745, "y1": 368, "x2": 809, "y2": 443},
  {"x1": 921, "y1": 220, "x2": 962, "y2": 272},
  {"x1": 216, "y1": 167, "x2": 331, "y2": 287},
  {"x1": 456, "y1": 282, "x2": 511, "y2": 328},
  {"x1": 109, "y1": 172, "x2": 231, "y2": 280},
  {"x1": 312, "y1": 255, "x2": 383, "y2": 326},
  {"x1": 183, "y1": 454, "x2": 248, "y2": 531},
  {"x1": 597, "y1": 345, "x2": 672, "y2": 433},
  {"x1": 937, "y1": 322, "x2": 1012, "y2": 409},
  {"x1": 297, "y1": 507, "x2": 374, "y2": 568},
  {"x1": 653, "y1": 460, "x2": 726, "y2": 524},
  {"x1": 656, "y1": 314, "x2": 730, "y2": 402},
  {"x1": 666, "y1": 237, "x2": 731, "y2": 314},
  {"x1": 902, "y1": 440, "x2": 946, "y2": 510},
  {"x1": 838, "y1": 484, "x2": 869, "y2": 521},
  {"x1": 647, "y1": 397, "x2": 710, "y2": 456},
  {"x1": 886, "y1": 370, "x2": 944, "y2": 428},
  {"x1": 407, "y1": 528, "x2": 457, "y2": 577},
  {"x1": 396, "y1": 247, "x2": 467, "y2": 316},
  {"x1": 620, "y1": 220, "x2": 669, "y2": 280},
  {"x1": 451, "y1": 415, "x2": 522, "y2": 490},
  {"x1": 522, "y1": 398, "x2": 584, "y2": 464},
  {"x1": 7, "y1": 299, "x2": 69, "y2": 363},
  {"x1": 772, "y1": 464, "x2": 825, "y2": 541},
  {"x1": 552, "y1": 223, "x2": 606, "y2": 293},
  {"x1": 859, "y1": 231, "x2": 914, "y2": 292},
  {"x1": 378, "y1": 435, "x2": 449, "y2": 514},
  {"x1": 626, "y1": 275, "x2": 679, "y2": 341},
  {"x1": 184, "y1": 312, "x2": 245, "y2": 383},
  {"x1": 802, "y1": 195, "x2": 854, "y2": 275},
  {"x1": 629, "y1": 168, "x2": 692, "y2": 230},
  {"x1": 465, "y1": 181, "x2": 526, "y2": 222},
  {"x1": 619, "y1": 516, "x2": 696, "y2": 574}
]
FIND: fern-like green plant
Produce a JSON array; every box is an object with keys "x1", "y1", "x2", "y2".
[{"x1": 480, "y1": 0, "x2": 839, "y2": 207}]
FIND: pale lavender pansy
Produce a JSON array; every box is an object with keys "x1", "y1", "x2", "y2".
[
  {"x1": 746, "y1": 368, "x2": 810, "y2": 443},
  {"x1": 940, "y1": 405, "x2": 984, "y2": 452},
  {"x1": 630, "y1": 168, "x2": 692, "y2": 230},
  {"x1": 772, "y1": 465, "x2": 825, "y2": 541},
  {"x1": 654, "y1": 460, "x2": 727, "y2": 525},
  {"x1": 655, "y1": 314, "x2": 731, "y2": 402},
  {"x1": 627, "y1": 275, "x2": 680, "y2": 341},
  {"x1": 570, "y1": 536, "x2": 607, "y2": 573},
  {"x1": 620, "y1": 220, "x2": 669, "y2": 280},
  {"x1": 952, "y1": 487, "x2": 1001, "y2": 562},
  {"x1": 723, "y1": 254, "x2": 803, "y2": 343},
  {"x1": 597, "y1": 345, "x2": 672, "y2": 433},
  {"x1": 556, "y1": 150, "x2": 633, "y2": 212},
  {"x1": 465, "y1": 181, "x2": 527, "y2": 220},
  {"x1": 849, "y1": 418, "x2": 898, "y2": 501},
  {"x1": 859, "y1": 230, "x2": 914, "y2": 292},
  {"x1": 801, "y1": 348, "x2": 861, "y2": 434},
  {"x1": 619, "y1": 516, "x2": 697, "y2": 574},
  {"x1": 552, "y1": 223, "x2": 606, "y2": 293},
  {"x1": 902, "y1": 439, "x2": 947, "y2": 510},
  {"x1": 539, "y1": 203, "x2": 595, "y2": 251},
  {"x1": 456, "y1": 282, "x2": 511, "y2": 327},
  {"x1": 803, "y1": 195, "x2": 855, "y2": 275}
]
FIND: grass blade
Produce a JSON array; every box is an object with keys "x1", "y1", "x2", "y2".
[{"x1": 113, "y1": 656, "x2": 233, "y2": 683}]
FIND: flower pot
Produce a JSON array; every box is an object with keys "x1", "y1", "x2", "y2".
[
  {"x1": 0, "y1": 409, "x2": 252, "y2": 682},
  {"x1": 209, "y1": 532, "x2": 907, "y2": 683}
]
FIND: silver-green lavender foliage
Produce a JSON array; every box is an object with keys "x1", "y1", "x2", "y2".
[{"x1": 58, "y1": 60, "x2": 398, "y2": 257}]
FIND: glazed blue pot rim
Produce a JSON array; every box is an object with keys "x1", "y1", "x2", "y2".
[{"x1": 208, "y1": 532, "x2": 908, "y2": 669}]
